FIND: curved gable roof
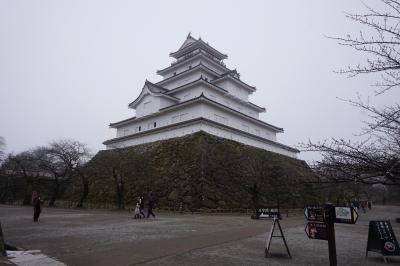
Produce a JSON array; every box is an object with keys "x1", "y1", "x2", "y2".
[{"x1": 128, "y1": 80, "x2": 179, "y2": 109}]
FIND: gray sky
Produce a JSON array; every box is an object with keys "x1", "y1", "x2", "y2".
[{"x1": 1, "y1": 0, "x2": 399, "y2": 162}]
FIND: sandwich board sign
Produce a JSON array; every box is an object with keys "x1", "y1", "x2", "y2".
[
  {"x1": 366, "y1": 220, "x2": 400, "y2": 263},
  {"x1": 265, "y1": 217, "x2": 291, "y2": 259},
  {"x1": 305, "y1": 222, "x2": 328, "y2": 240},
  {"x1": 334, "y1": 207, "x2": 358, "y2": 224}
]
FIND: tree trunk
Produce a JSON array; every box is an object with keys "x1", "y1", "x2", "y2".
[
  {"x1": 0, "y1": 177, "x2": 9, "y2": 203},
  {"x1": 49, "y1": 178, "x2": 60, "y2": 207},
  {"x1": 117, "y1": 180, "x2": 124, "y2": 209},
  {"x1": 22, "y1": 179, "x2": 33, "y2": 205},
  {"x1": 113, "y1": 168, "x2": 125, "y2": 209},
  {"x1": 76, "y1": 181, "x2": 89, "y2": 208},
  {"x1": 76, "y1": 173, "x2": 89, "y2": 208}
]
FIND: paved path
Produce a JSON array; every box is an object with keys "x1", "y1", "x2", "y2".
[
  {"x1": 65, "y1": 221, "x2": 269, "y2": 266},
  {"x1": 1, "y1": 205, "x2": 399, "y2": 265}
]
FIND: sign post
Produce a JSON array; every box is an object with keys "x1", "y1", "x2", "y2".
[
  {"x1": 0, "y1": 221, "x2": 6, "y2": 257},
  {"x1": 325, "y1": 204, "x2": 337, "y2": 266},
  {"x1": 304, "y1": 205, "x2": 359, "y2": 266}
]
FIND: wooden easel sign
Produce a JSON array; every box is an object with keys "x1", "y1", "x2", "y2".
[
  {"x1": 265, "y1": 217, "x2": 292, "y2": 259},
  {"x1": 366, "y1": 220, "x2": 400, "y2": 263}
]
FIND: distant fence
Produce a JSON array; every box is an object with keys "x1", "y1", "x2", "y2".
[{"x1": 0, "y1": 200, "x2": 304, "y2": 217}]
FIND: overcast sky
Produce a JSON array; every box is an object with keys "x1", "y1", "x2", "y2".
[{"x1": 1, "y1": 0, "x2": 399, "y2": 162}]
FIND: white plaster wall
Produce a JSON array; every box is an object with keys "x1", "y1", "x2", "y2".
[
  {"x1": 118, "y1": 100, "x2": 276, "y2": 141},
  {"x1": 201, "y1": 104, "x2": 277, "y2": 141},
  {"x1": 134, "y1": 94, "x2": 160, "y2": 118},
  {"x1": 161, "y1": 53, "x2": 227, "y2": 79},
  {"x1": 109, "y1": 120, "x2": 296, "y2": 158},
  {"x1": 159, "y1": 97, "x2": 177, "y2": 109},
  {"x1": 109, "y1": 123, "x2": 203, "y2": 149},
  {"x1": 214, "y1": 79, "x2": 250, "y2": 101},
  {"x1": 170, "y1": 83, "x2": 260, "y2": 119},
  {"x1": 200, "y1": 59, "x2": 225, "y2": 75},
  {"x1": 116, "y1": 103, "x2": 199, "y2": 137},
  {"x1": 163, "y1": 58, "x2": 202, "y2": 79},
  {"x1": 199, "y1": 123, "x2": 296, "y2": 158},
  {"x1": 159, "y1": 68, "x2": 219, "y2": 90}
]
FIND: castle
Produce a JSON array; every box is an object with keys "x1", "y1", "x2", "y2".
[{"x1": 104, "y1": 34, "x2": 298, "y2": 158}]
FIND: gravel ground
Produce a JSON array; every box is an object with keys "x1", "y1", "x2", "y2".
[
  {"x1": 0, "y1": 204, "x2": 399, "y2": 265},
  {"x1": 141, "y1": 205, "x2": 400, "y2": 266}
]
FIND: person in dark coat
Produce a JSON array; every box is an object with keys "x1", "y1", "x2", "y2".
[
  {"x1": 32, "y1": 191, "x2": 43, "y2": 222},
  {"x1": 138, "y1": 196, "x2": 145, "y2": 218},
  {"x1": 146, "y1": 191, "x2": 155, "y2": 219}
]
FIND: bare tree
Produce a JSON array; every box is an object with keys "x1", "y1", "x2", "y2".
[
  {"x1": 91, "y1": 146, "x2": 129, "y2": 210},
  {"x1": 302, "y1": 0, "x2": 400, "y2": 187},
  {"x1": 0, "y1": 137, "x2": 5, "y2": 165},
  {"x1": 4, "y1": 151, "x2": 39, "y2": 204},
  {"x1": 331, "y1": 0, "x2": 400, "y2": 95},
  {"x1": 39, "y1": 140, "x2": 91, "y2": 206}
]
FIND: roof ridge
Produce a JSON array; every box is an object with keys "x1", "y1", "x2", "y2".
[
  {"x1": 170, "y1": 37, "x2": 227, "y2": 59},
  {"x1": 156, "y1": 63, "x2": 221, "y2": 86},
  {"x1": 157, "y1": 50, "x2": 231, "y2": 75},
  {"x1": 145, "y1": 80, "x2": 169, "y2": 93}
]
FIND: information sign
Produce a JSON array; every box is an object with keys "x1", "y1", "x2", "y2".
[
  {"x1": 256, "y1": 206, "x2": 280, "y2": 219},
  {"x1": 304, "y1": 206, "x2": 324, "y2": 222},
  {"x1": 305, "y1": 222, "x2": 328, "y2": 240},
  {"x1": 334, "y1": 207, "x2": 358, "y2": 224},
  {"x1": 366, "y1": 220, "x2": 400, "y2": 259}
]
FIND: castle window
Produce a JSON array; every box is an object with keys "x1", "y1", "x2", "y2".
[
  {"x1": 154, "y1": 122, "x2": 157, "y2": 128},
  {"x1": 138, "y1": 126, "x2": 141, "y2": 132}
]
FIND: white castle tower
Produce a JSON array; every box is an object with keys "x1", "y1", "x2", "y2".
[{"x1": 104, "y1": 34, "x2": 299, "y2": 158}]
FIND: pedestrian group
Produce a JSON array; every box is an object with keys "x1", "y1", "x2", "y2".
[{"x1": 132, "y1": 191, "x2": 156, "y2": 219}]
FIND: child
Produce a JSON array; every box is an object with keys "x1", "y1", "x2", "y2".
[{"x1": 133, "y1": 202, "x2": 141, "y2": 219}]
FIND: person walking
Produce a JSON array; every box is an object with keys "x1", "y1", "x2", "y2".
[
  {"x1": 32, "y1": 191, "x2": 43, "y2": 222},
  {"x1": 146, "y1": 191, "x2": 155, "y2": 219},
  {"x1": 139, "y1": 196, "x2": 145, "y2": 218}
]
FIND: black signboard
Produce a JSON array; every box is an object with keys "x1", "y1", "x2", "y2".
[
  {"x1": 366, "y1": 221, "x2": 400, "y2": 258},
  {"x1": 0, "y1": 222, "x2": 5, "y2": 256},
  {"x1": 304, "y1": 206, "x2": 325, "y2": 222},
  {"x1": 305, "y1": 222, "x2": 328, "y2": 240},
  {"x1": 255, "y1": 206, "x2": 280, "y2": 219}
]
